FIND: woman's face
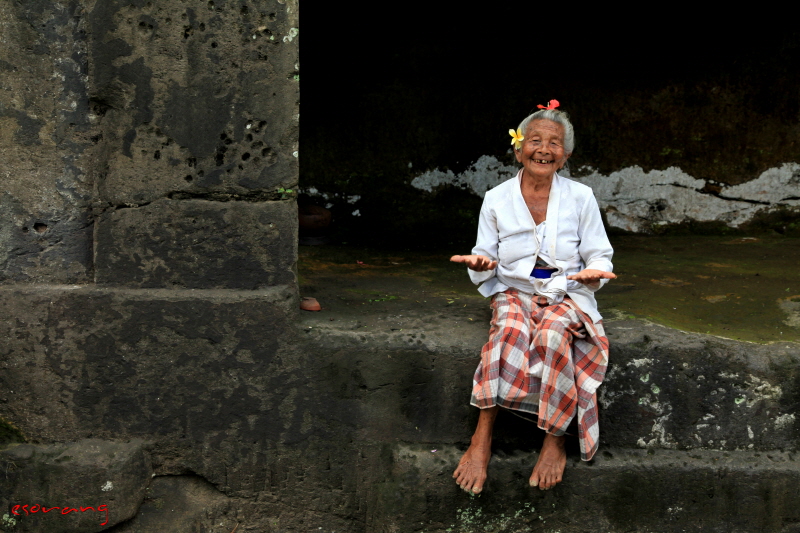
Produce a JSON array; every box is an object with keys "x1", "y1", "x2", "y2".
[{"x1": 515, "y1": 119, "x2": 570, "y2": 181}]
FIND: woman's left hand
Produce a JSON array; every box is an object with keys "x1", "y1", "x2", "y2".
[{"x1": 567, "y1": 269, "x2": 617, "y2": 285}]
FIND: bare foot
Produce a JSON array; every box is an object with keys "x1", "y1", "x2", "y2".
[
  {"x1": 529, "y1": 433, "x2": 567, "y2": 490},
  {"x1": 453, "y1": 435, "x2": 491, "y2": 494}
]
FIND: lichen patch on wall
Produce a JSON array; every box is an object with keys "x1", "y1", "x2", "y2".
[
  {"x1": 410, "y1": 155, "x2": 518, "y2": 197},
  {"x1": 409, "y1": 156, "x2": 800, "y2": 233},
  {"x1": 573, "y1": 163, "x2": 800, "y2": 232}
]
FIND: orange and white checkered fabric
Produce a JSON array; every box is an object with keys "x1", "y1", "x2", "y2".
[{"x1": 471, "y1": 288, "x2": 609, "y2": 460}]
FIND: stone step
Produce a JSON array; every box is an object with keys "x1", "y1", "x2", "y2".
[
  {"x1": 371, "y1": 444, "x2": 800, "y2": 533},
  {"x1": 301, "y1": 313, "x2": 800, "y2": 453},
  {"x1": 3, "y1": 284, "x2": 800, "y2": 532}
]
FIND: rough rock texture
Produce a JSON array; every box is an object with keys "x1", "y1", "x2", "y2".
[
  {"x1": 0, "y1": 0, "x2": 299, "y2": 283},
  {"x1": 3, "y1": 279, "x2": 799, "y2": 531},
  {"x1": 0, "y1": 285, "x2": 298, "y2": 448},
  {"x1": 95, "y1": 198, "x2": 297, "y2": 288},
  {"x1": 0, "y1": 1, "x2": 94, "y2": 283},
  {"x1": 88, "y1": 0, "x2": 299, "y2": 206},
  {"x1": 107, "y1": 475, "x2": 239, "y2": 533},
  {"x1": 297, "y1": 314, "x2": 800, "y2": 456},
  {"x1": 600, "y1": 321, "x2": 800, "y2": 452},
  {"x1": 0, "y1": 439, "x2": 151, "y2": 532},
  {"x1": 379, "y1": 446, "x2": 800, "y2": 533},
  {"x1": 0, "y1": 284, "x2": 375, "y2": 532},
  {"x1": 1, "y1": 0, "x2": 301, "y2": 531}
]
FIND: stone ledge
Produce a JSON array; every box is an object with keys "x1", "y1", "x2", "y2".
[
  {"x1": 2, "y1": 283, "x2": 798, "y2": 456},
  {"x1": 300, "y1": 314, "x2": 800, "y2": 452},
  {"x1": 0, "y1": 283, "x2": 298, "y2": 302},
  {"x1": 374, "y1": 444, "x2": 800, "y2": 533}
]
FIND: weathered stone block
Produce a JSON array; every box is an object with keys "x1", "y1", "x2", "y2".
[
  {"x1": 0, "y1": 439, "x2": 151, "y2": 533},
  {"x1": 0, "y1": 285, "x2": 374, "y2": 530},
  {"x1": 0, "y1": 285, "x2": 299, "y2": 487},
  {"x1": 95, "y1": 198, "x2": 297, "y2": 289},
  {"x1": 298, "y1": 313, "x2": 800, "y2": 453},
  {"x1": 0, "y1": 2, "x2": 95, "y2": 284},
  {"x1": 598, "y1": 321, "x2": 800, "y2": 452},
  {"x1": 0, "y1": 199, "x2": 93, "y2": 284},
  {"x1": 88, "y1": 0, "x2": 299, "y2": 205}
]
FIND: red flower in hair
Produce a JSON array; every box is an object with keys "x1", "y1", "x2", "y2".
[{"x1": 537, "y1": 99, "x2": 560, "y2": 110}]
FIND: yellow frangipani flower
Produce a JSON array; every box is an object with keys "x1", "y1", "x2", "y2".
[{"x1": 509, "y1": 128, "x2": 524, "y2": 150}]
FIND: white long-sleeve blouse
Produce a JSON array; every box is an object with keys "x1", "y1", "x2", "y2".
[{"x1": 469, "y1": 170, "x2": 614, "y2": 323}]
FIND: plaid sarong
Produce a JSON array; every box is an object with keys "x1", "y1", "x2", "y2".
[{"x1": 471, "y1": 288, "x2": 609, "y2": 461}]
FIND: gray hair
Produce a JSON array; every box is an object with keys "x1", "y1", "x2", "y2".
[{"x1": 516, "y1": 108, "x2": 575, "y2": 154}]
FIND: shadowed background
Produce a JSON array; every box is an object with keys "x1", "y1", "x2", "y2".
[{"x1": 302, "y1": 11, "x2": 800, "y2": 246}]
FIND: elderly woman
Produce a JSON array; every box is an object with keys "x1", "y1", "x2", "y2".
[{"x1": 451, "y1": 102, "x2": 615, "y2": 494}]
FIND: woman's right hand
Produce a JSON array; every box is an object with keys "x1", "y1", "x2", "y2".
[{"x1": 450, "y1": 255, "x2": 498, "y2": 272}]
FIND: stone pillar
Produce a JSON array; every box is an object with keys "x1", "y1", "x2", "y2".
[
  {"x1": 87, "y1": 0, "x2": 299, "y2": 288},
  {"x1": 1, "y1": 1, "x2": 299, "y2": 530}
]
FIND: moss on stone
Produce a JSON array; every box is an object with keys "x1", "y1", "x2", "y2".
[
  {"x1": 0, "y1": 415, "x2": 26, "y2": 447},
  {"x1": 649, "y1": 220, "x2": 743, "y2": 236},
  {"x1": 741, "y1": 206, "x2": 800, "y2": 237}
]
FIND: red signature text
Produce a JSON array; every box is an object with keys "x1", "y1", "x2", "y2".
[{"x1": 11, "y1": 504, "x2": 109, "y2": 526}]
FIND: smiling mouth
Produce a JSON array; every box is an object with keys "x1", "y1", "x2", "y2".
[{"x1": 532, "y1": 159, "x2": 552, "y2": 164}]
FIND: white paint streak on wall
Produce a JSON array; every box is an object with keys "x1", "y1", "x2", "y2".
[
  {"x1": 409, "y1": 156, "x2": 800, "y2": 233},
  {"x1": 724, "y1": 163, "x2": 800, "y2": 203}
]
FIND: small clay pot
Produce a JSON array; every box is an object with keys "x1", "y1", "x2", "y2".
[{"x1": 300, "y1": 297, "x2": 321, "y2": 311}]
